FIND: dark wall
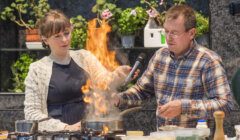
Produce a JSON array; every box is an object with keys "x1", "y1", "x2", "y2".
[
  {"x1": 209, "y1": 0, "x2": 240, "y2": 136},
  {"x1": 210, "y1": 0, "x2": 240, "y2": 79},
  {"x1": 0, "y1": 93, "x2": 25, "y2": 131}
]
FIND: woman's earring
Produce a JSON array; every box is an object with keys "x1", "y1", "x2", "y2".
[{"x1": 41, "y1": 39, "x2": 49, "y2": 49}]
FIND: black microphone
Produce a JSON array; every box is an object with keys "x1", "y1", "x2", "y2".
[{"x1": 124, "y1": 53, "x2": 146, "y2": 85}]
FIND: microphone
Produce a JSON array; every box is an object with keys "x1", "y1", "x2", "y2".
[{"x1": 124, "y1": 53, "x2": 146, "y2": 85}]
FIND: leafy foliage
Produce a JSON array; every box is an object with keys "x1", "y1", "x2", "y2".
[
  {"x1": 117, "y1": 7, "x2": 148, "y2": 35},
  {"x1": 70, "y1": 15, "x2": 88, "y2": 49},
  {"x1": 10, "y1": 53, "x2": 37, "y2": 93},
  {"x1": 195, "y1": 12, "x2": 209, "y2": 37},
  {"x1": 0, "y1": 0, "x2": 50, "y2": 29}
]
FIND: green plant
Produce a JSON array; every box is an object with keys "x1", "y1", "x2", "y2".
[
  {"x1": 195, "y1": 12, "x2": 209, "y2": 37},
  {"x1": 0, "y1": 0, "x2": 50, "y2": 29},
  {"x1": 70, "y1": 15, "x2": 88, "y2": 49},
  {"x1": 10, "y1": 53, "x2": 37, "y2": 93},
  {"x1": 91, "y1": 0, "x2": 122, "y2": 31},
  {"x1": 117, "y1": 7, "x2": 148, "y2": 35}
]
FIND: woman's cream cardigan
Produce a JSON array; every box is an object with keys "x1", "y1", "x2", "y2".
[{"x1": 24, "y1": 49, "x2": 124, "y2": 131}]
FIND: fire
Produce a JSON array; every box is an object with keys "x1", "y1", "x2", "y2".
[
  {"x1": 81, "y1": 79, "x2": 91, "y2": 94},
  {"x1": 94, "y1": 92, "x2": 108, "y2": 115},
  {"x1": 82, "y1": 18, "x2": 121, "y2": 118},
  {"x1": 83, "y1": 96, "x2": 92, "y2": 104},
  {"x1": 82, "y1": 80, "x2": 92, "y2": 103},
  {"x1": 102, "y1": 125, "x2": 109, "y2": 135},
  {"x1": 86, "y1": 18, "x2": 120, "y2": 71}
]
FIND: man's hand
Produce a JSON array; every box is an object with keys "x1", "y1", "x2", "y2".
[
  {"x1": 157, "y1": 100, "x2": 182, "y2": 118},
  {"x1": 110, "y1": 92, "x2": 121, "y2": 107},
  {"x1": 64, "y1": 122, "x2": 81, "y2": 131}
]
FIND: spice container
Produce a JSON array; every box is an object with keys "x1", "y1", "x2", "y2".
[{"x1": 213, "y1": 111, "x2": 225, "y2": 140}]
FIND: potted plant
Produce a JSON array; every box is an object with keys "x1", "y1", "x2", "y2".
[
  {"x1": 70, "y1": 15, "x2": 88, "y2": 49},
  {"x1": 141, "y1": 0, "x2": 167, "y2": 48},
  {"x1": 117, "y1": 7, "x2": 148, "y2": 48},
  {"x1": 10, "y1": 53, "x2": 37, "y2": 93},
  {"x1": 0, "y1": 0, "x2": 50, "y2": 49},
  {"x1": 141, "y1": 0, "x2": 167, "y2": 27}
]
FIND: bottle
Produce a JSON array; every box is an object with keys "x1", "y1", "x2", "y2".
[
  {"x1": 213, "y1": 111, "x2": 225, "y2": 140},
  {"x1": 196, "y1": 119, "x2": 208, "y2": 128},
  {"x1": 196, "y1": 119, "x2": 211, "y2": 140}
]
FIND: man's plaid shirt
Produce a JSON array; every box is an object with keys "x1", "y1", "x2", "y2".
[{"x1": 119, "y1": 42, "x2": 234, "y2": 128}]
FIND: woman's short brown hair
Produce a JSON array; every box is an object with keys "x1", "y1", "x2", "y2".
[
  {"x1": 36, "y1": 9, "x2": 71, "y2": 38},
  {"x1": 165, "y1": 4, "x2": 196, "y2": 31}
]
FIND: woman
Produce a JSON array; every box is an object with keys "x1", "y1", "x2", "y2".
[{"x1": 24, "y1": 10, "x2": 131, "y2": 132}]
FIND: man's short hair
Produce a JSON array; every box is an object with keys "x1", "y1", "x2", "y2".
[{"x1": 165, "y1": 4, "x2": 196, "y2": 31}]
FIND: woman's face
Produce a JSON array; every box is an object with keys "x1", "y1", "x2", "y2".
[{"x1": 44, "y1": 28, "x2": 72, "y2": 56}]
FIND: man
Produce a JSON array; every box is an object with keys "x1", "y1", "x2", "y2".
[{"x1": 117, "y1": 4, "x2": 234, "y2": 128}]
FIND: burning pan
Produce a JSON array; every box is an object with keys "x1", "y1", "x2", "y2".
[
  {"x1": 82, "y1": 106, "x2": 142, "y2": 132},
  {"x1": 82, "y1": 119, "x2": 123, "y2": 132}
]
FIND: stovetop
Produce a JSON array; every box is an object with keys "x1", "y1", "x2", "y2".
[{"x1": 8, "y1": 130, "x2": 124, "y2": 140}]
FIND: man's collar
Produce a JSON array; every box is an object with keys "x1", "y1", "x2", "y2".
[{"x1": 169, "y1": 40, "x2": 197, "y2": 60}]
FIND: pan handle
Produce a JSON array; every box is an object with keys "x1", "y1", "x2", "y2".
[{"x1": 120, "y1": 106, "x2": 142, "y2": 116}]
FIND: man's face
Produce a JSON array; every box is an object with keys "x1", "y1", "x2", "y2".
[{"x1": 163, "y1": 15, "x2": 196, "y2": 57}]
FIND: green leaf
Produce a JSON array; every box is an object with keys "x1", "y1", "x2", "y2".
[
  {"x1": 96, "y1": 0, "x2": 106, "y2": 5},
  {"x1": 92, "y1": 5, "x2": 99, "y2": 13},
  {"x1": 11, "y1": 3, "x2": 17, "y2": 8}
]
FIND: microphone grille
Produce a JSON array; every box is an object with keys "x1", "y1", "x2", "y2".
[{"x1": 137, "y1": 53, "x2": 146, "y2": 62}]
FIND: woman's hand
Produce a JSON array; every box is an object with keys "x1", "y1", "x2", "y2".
[
  {"x1": 132, "y1": 69, "x2": 140, "y2": 80},
  {"x1": 110, "y1": 65, "x2": 140, "y2": 89},
  {"x1": 64, "y1": 122, "x2": 81, "y2": 131},
  {"x1": 114, "y1": 65, "x2": 140, "y2": 81}
]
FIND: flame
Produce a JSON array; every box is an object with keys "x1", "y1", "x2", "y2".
[
  {"x1": 81, "y1": 79, "x2": 91, "y2": 94},
  {"x1": 94, "y1": 94, "x2": 108, "y2": 115},
  {"x1": 82, "y1": 18, "x2": 120, "y2": 118},
  {"x1": 102, "y1": 125, "x2": 109, "y2": 135},
  {"x1": 95, "y1": 81, "x2": 108, "y2": 91},
  {"x1": 82, "y1": 79, "x2": 92, "y2": 103},
  {"x1": 86, "y1": 19, "x2": 120, "y2": 71},
  {"x1": 83, "y1": 96, "x2": 92, "y2": 103}
]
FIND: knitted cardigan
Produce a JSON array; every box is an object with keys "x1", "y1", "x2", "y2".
[{"x1": 24, "y1": 49, "x2": 122, "y2": 131}]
